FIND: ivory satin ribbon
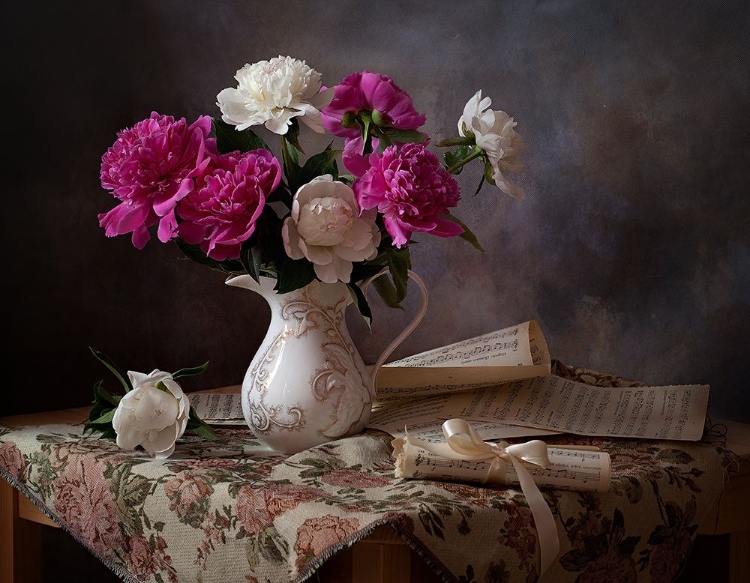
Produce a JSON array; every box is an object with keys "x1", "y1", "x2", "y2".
[{"x1": 402, "y1": 419, "x2": 560, "y2": 577}]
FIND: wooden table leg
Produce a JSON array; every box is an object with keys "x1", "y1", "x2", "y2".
[
  {"x1": 350, "y1": 530, "x2": 413, "y2": 583},
  {"x1": 729, "y1": 529, "x2": 750, "y2": 583},
  {"x1": 0, "y1": 477, "x2": 43, "y2": 583}
]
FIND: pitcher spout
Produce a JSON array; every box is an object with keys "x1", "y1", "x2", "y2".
[{"x1": 225, "y1": 274, "x2": 276, "y2": 296}]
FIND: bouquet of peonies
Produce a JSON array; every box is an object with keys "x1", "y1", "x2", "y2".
[{"x1": 98, "y1": 56, "x2": 524, "y2": 322}]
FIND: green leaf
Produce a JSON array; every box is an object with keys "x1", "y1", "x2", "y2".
[
  {"x1": 84, "y1": 380, "x2": 121, "y2": 437},
  {"x1": 350, "y1": 262, "x2": 387, "y2": 284},
  {"x1": 240, "y1": 244, "x2": 263, "y2": 282},
  {"x1": 443, "y1": 145, "x2": 476, "y2": 175},
  {"x1": 175, "y1": 239, "x2": 245, "y2": 273},
  {"x1": 436, "y1": 136, "x2": 474, "y2": 148},
  {"x1": 277, "y1": 259, "x2": 316, "y2": 293},
  {"x1": 383, "y1": 128, "x2": 428, "y2": 144},
  {"x1": 385, "y1": 246, "x2": 412, "y2": 305},
  {"x1": 265, "y1": 183, "x2": 293, "y2": 207},
  {"x1": 361, "y1": 115, "x2": 374, "y2": 150},
  {"x1": 92, "y1": 381, "x2": 122, "y2": 408},
  {"x1": 281, "y1": 134, "x2": 303, "y2": 195},
  {"x1": 338, "y1": 173, "x2": 356, "y2": 186},
  {"x1": 91, "y1": 427, "x2": 118, "y2": 440},
  {"x1": 86, "y1": 408, "x2": 117, "y2": 426},
  {"x1": 473, "y1": 173, "x2": 486, "y2": 196},
  {"x1": 89, "y1": 347, "x2": 133, "y2": 393},
  {"x1": 441, "y1": 214, "x2": 484, "y2": 251},
  {"x1": 213, "y1": 118, "x2": 269, "y2": 154},
  {"x1": 172, "y1": 361, "x2": 209, "y2": 380},
  {"x1": 283, "y1": 118, "x2": 303, "y2": 153},
  {"x1": 187, "y1": 422, "x2": 219, "y2": 441},
  {"x1": 300, "y1": 146, "x2": 341, "y2": 183},
  {"x1": 186, "y1": 409, "x2": 219, "y2": 440},
  {"x1": 371, "y1": 274, "x2": 404, "y2": 310},
  {"x1": 346, "y1": 283, "x2": 372, "y2": 329},
  {"x1": 483, "y1": 160, "x2": 496, "y2": 184}
]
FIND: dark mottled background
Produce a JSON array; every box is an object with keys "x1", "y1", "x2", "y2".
[{"x1": 4, "y1": 0, "x2": 749, "y2": 425}]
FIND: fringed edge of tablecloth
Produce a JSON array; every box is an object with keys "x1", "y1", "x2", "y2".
[
  {"x1": 294, "y1": 517, "x2": 457, "y2": 583},
  {"x1": 703, "y1": 415, "x2": 746, "y2": 478},
  {"x1": 0, "y1": 466, "x2": 138, "y2": 583}
]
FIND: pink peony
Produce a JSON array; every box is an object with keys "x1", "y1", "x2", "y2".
[
  {"x1": 341, "y1": 136, "x2": 380, "y2": 177},
  {"x1": 176, "y1": 149, "x2": 281, "y2": 261},
  {"x1": 321, "y1": 71, "x2": 426, "y2": 139},
  {"x1": 354, "y1": 143, "x2": 463, "y2": 248},
  {"x1": 98, "y1": 112, "x2": 212, "y2": 249}
]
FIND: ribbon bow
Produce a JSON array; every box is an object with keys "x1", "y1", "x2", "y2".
[{"x1": 405, "y1": 419, "x2": 560, "y2": 577}]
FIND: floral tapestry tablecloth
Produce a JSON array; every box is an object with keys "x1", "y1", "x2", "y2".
[{"x1": 0, "y1": 364, "x2": 734, "y2": 583}]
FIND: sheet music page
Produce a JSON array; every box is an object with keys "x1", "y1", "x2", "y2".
[
  {"x1": 374, "y1": 320, "x2": 551, "y2": 401},
  {"x1": 439, "y1": 375, "x2": 710, "y2": 441},
  {"x1": 393, "y1": 438, "x2": 611, "y2": 492},
  {"x1": 189, "y1": 393, "x2": 246, "y2": 425},
  {"x1": 368, "y1": 396, "x2": 561, "y2": 441}
]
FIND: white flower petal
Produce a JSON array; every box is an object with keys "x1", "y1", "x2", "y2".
[
  {"x1": 493, "y1": 173, "x2": 526, "y2": 200},
  {"x1": 305, "y1": 244, "x2": 333, "y2": 265},
  {"x1": 458, "y1": 91, "x2": 524, "y2": 197},
  {"x1": 283, "y1": 220, "x2": 305, "y2": 259},
  {"x1": 147, "y1": 425, "x2": 182, "y2": 456},
  {"x1": 314, "y1": 255, "x2": 352, "y2": 283},
  {"x1": 115, "y1": 423, "x2": 146, "y2": 451},
  {"x1": 264, "y1": 115, "x2": 293, "y2": 135},
  {"x1": 216, "y1": 56, "x2": 326, "y2": 135},
  {"x1": 134, "y1": 387, "x2": 180, "y2": 431},
  {"x1": 152, "y1": 445, "x2": 176, "y2": 460}
]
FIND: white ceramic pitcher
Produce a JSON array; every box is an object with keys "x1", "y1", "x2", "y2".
[{"x1": 225, "y1": 271, "x2": 428, "y2": 454}]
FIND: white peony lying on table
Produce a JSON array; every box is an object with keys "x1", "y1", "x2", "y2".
[{"x1": 112, "y1": 370, "x2": 191, "y2": 459}]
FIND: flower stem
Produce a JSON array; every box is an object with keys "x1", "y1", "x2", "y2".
[{"x1": 446, "y1": 148, "x2": 484, "y2": 174}]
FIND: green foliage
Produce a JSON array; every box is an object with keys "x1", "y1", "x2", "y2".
[
  {"x1": 89, "y1": 346, "x2": 133, "y2": 393},
  {"x1": 346, "y1": 283, "x2": 373, "y2": 328},
  {"x1": 83, "y1": 380, "x2": 120, "y2": 439},
  {"x1": 441, "y1": 215, "x2": 484, "y2": 251},
  {"x1": 277, "y1": 258, "x2": 316, "y2": 293},
  {"x1": 172, "y1": 361, "x2": 209, "y2": 380},
  {"x1": 381, "y1": 128, "x2": 428, "y2": 145},
  {"x1": 175, "y1": 240, "x2": 245, "y2": 274},
  {"x1": 374, "y1": 245, "x2": 412, "y2": 308},
  {"x1": 213, "y1": 118, "x2": 270, "y2": 154},
  {"x1": 299, "y1": 145, "x2": 341, "y2": 183},
  {"x1": 185, "y1": 408, "x2": 219, "y2": 441},
  {"x1": 280, "y1": 123, "x2": 303, "y2": 193},
  {"x1": 443, "y1": 145, "x2": 479, "y2": 175}
]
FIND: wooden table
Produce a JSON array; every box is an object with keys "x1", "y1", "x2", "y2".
[{"x1": 2, "y1": 406, "x2": 748, "y2": 583}]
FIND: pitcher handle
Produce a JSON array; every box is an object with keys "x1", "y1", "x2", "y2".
[{"x1": 364, "y1": 270, "x2": 429, "y2": 381}]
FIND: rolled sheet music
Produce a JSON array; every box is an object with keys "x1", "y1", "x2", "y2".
[{"x1": 393, "y1": 420, "x2": 611, "y2": 493}]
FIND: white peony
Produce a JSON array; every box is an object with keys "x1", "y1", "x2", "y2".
[
  {"x1": 216, "y1": 55, "x2": 332, "y2": 135},
  {"x1": 282, "y1": 175, "x2": 381, "y2": 283},
  {"x1": 459, "y1": 90, "x2": 525, "y2": 199},
  {"x1": 112, "y1": 370, "x2": 191, "y2": 459}
]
